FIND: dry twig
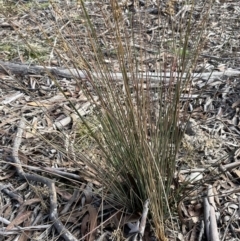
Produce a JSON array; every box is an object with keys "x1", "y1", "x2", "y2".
[{"x1": 11, "y1": 118, "x2": 78, "y2": 241}]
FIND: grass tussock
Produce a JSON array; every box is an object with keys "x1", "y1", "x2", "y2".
[
  {"x1": 64, "y1": 1, "x2": 211, "y2": 239},
  {"x1": 1, "y1": 0, "x2": 213, "y2": 239}
]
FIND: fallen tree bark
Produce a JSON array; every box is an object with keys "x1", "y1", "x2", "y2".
[{"x1": 0, "y1": 60, "x2": 240, "y2": 83}]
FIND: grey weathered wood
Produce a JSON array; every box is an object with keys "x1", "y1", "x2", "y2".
[{"x1": 0, "y1": 60, "x2": 239, "y2": 82}]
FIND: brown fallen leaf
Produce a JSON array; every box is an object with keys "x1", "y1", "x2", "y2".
[
  {"x1": 232, "y1": 99, "x2": 240, "y2": 108},
  {"x1": 6, "y1": 211, "x2": 32, "y2": 230},
  {"x1": 88, "y1": 205, "x2": 98, "y2": 241},
  {"x1": 81, "y1": 213, "x2": 90, "y2": 237},
  {"x1": 27, "y1": 101, "x2": 51, "y2": 107},
  {"x1": 80, "y1": 204, "x2": 99, "y2": 241},
  {"x1": 56, "y1": 187, "x2": 73, "y2": 201},
  {"x1": 18, "y1": 216, "x2": 32, "y2": 241},
  {"x1": 22, "y1": 198, "x2": 41, "y2": 206}
]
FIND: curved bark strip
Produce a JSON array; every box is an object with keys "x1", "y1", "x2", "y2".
[
  {"x1": 1, "y1": 61, "x2": 239, "y2": 83},
  {"x1": 11, "y1": 118, "x2": 78, "y2": 241}
]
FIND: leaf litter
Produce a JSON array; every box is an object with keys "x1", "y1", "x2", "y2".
[{"x1": 0, "y1": 0, "x2": 240, "y2": 240}]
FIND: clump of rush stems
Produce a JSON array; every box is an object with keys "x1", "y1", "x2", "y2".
[
  {"x1": 66, "y1": 1, "x2": 211, "y2": 239},
  {"x1": 58, "y1": 1, "x2": 211, "y2": 239},
  {"x1": 4, "y1": 0, "x2": 212, "y2": 239}
]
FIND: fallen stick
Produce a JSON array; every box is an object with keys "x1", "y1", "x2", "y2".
[
  {"x1": 0, "y1": 61, "x2": 239, "y2": 83},
  {"x1": 10, "y1": 118, "x2": 78, "y2": 241}
]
